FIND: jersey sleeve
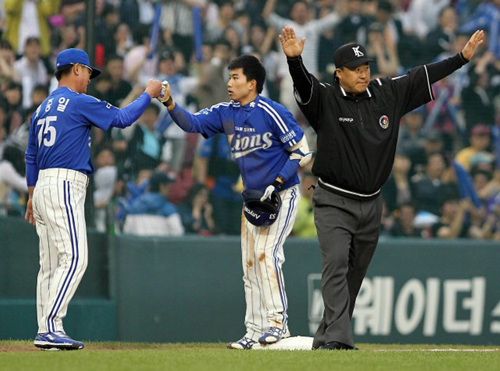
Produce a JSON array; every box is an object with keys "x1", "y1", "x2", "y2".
[
  {"x1": 76, "y1": 94, "x2": 120, "y2": 131},
  {"x1": 190, "y1": 104, "x2": 226, "y2": 137},
  {"x1": 389, "y1": 65, "x2": 434, "y2": 116},
  {"x1": 287, "y1": 56, "x2": 324, "y2": 131},
  {"x1": 25, "y1": 106, "x2": 41, "y2": 186},
  {"x1": 266, "y1": 101, "x2": 304, "y2": 150}
]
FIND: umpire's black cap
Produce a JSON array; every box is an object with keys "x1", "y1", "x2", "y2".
[{"x1": 334, "y1": 42, "x2": 373, "y2": 69}]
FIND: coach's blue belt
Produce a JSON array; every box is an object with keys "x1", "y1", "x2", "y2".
[{"x1": 39, "y1": 168, "x2": 89, "y2": 187}]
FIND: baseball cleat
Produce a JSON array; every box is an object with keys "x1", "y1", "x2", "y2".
[
  {"x1": 258, "y1": 326, "x2": 287, "y2": 345},
  {"x1": 227, "y1": 336, "x2": 257, "y2": 350},
  {"x1": 34, "y1": 331, "x2": 84, "y2": 350}
]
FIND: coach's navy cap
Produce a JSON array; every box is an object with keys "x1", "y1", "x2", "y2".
[
  {"x1": 334, "y1": 42, "x2": 373, "y2": 69},
  {"x1": 55, "y1": 48, "x2": 101, "y2": 79}
]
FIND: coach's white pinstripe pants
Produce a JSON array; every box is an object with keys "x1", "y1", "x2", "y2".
[
  {"x1": 240, "y1": 184, "x2": 300, "y2": 341},
  {"x1": 33, "y1": 168, "x2": 89, "y2": 334}
]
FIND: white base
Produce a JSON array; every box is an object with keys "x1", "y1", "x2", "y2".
[{"x1": 252, "y1": 336, "x2": 314, "y2": 351}]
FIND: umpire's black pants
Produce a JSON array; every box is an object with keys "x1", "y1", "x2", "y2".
[{"x1": 312, "y1": 186, "x2": 382, "y2": 349}]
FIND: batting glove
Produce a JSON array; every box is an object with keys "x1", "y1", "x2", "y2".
[
  {"x1": 157, "y1": 81, "x2": 171, "y2": 103},
  {"x1": 260, "y1": 185, "x2": 276, "y2": 202}
]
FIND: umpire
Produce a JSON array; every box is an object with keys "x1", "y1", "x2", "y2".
[{"x1": 279, "y1": 27, "x2": 485, "y2": 350}]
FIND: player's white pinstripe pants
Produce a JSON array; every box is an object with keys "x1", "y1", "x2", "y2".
[
  {"x1": 240, "y1": 184, "x2": 300, "y2": 341},
  {"x1": 33, "y1": 168, "x2": 89, "y2": 333}
]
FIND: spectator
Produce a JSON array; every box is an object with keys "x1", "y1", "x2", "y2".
[
  {"x1": 292, "y1": 170, "x2": 317, "y2": 238},
  {"x1": 263, "y1": 0, "x2": 340, "y2": 113},
  {"x1": 160, "y1": 0, "x2": 199, "y2": 64},
  {"x1": 204, "y1": 0, "x2": 244, "y2": 43},
  {"x1": 470, "y1": 152, "x2": 496, "y2": 174},
  {"x1": 2, "y1": 80, "x2": 24, "y2": 134},
  {"x1": 223, "y1": 24, "x2": 243, "y2": 60},
  {"x1": 127, "y1": 102, "x2": 165, "y2": 179},
  {"x1": 382, "y1": 152, "x2": 412, "y2": 214},
  {"x1": 113, "y1": 22, "x2": 134, "y2": 58},
  {"x1": 461, "y1": 54, "x2": 499, "y2": 137},
  {"x1": 95, "y1": 3, "x2": 122, "y2": 64},
  {"x1": 397, "y1": 107, "x2": 427, "y2": 175},
  {"x1": 0, "y1": 39, "x2": 20, "y2": 84},
  {"x1": 51, "y1": 22, "x2": 80, "y2": 60},
  {"x1": 5, "y1": 103, "x2": 36, "y2": 152},
  {"x1": 136, "y1": 0, "x2": 157, "y2": 28},
  {"x1": 31, "y1": 84, "x2": 49, "y2": 107},
  {"x1": 123, "y1": 170, "x2": 184, "y2": 236},
  {"x1": 196, "y1": 38, "x2": 232, "y2": 108},
  {"x1": 4, "y1": 0, "x2": 62, "y2": 57},
  {"x1": 194, "y1": 134, "x2": 242, "y2": 236},
  {"x1": 13, "y1": 36, "x2": 49, "y2": 109},
  {"x1": 0, "y1": 145, "x2": 28, "y2": 216},
  {"x1": 119, "y1": 0, "x2": 140, "y2": 32},
  {"x1": 60, "y1": 0, "x2": 86, "y2": 24},
  {"x1": 411, "y1": 151, "x2": 459, "y2": 217},
  {"x1": 110, "y1": 84, "x2": 145, "y2": 176},
  {"x1": 404, "y1": 0, "x2": 450, "y2": 41},
  {"x1": 335, "y1": 0, "x2": 372, "y2": 46},
  {"x1": 431, "y1": 196, "x2": 471, "y2": 238},
  {"x1": 123, "y1": 24, "x2": 157, "y2": 85},
  {"x1": 425, "y1": 5, "x2": 459, "y2": 61},
  {"x1": 375, "y1": 1, "x2": 425, "y2": 69},
  {"x1": 389, "y1": 203, "x2": 424, "y2": 238},
  {"x1": 0, "y1": 124, "x2": 5, "y2": 159},
  {"x1": 178, "y1": 183, "x2": 215, "y2": 236},
  {"x1": 317, "y1": 4, "x2": 342, "y2": 82},
  {"x1": 364, "y1": 21, "x2": 400, "y2": 77},
  {"x1": 156, "y1": 49, "x2": 198, "y2": 173},
  {"x1": 423, "y1": 75, "x2": 462, "y2": 154},
  {"x1": 99, "y1": 54, "x2": 133, "y2": 107},
  {"x1": 93, "y1": 147, "x2": 118, "y2": 233},
  {"x1": 460, "y1": 0, "x2": 500, "y2": 59},
  {"x1": 455, "y1": 124, "x2": 492, "y2": 171}
]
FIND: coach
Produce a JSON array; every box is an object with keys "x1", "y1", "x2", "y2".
[
  {"x1": 25, "y1": 48, "x2": 163, "y2": 350},
  {"x1": 279, "y1": 27, "x2": 485, "y2": 350}
]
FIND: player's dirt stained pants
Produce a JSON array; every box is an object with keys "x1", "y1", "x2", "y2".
[
  {"x1": 312, "y1": 186, "x2": 382, "y2": 349},
  {"x1": 33, "y1": 168, "x2": 89, "y2": 333},
  {"x1": 241, "y1": 185, "x2": 300, "y2": 341}
]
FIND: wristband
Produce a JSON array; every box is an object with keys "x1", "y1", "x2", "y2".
[
  {"x1": 272, "y1": 177, "x2": 284, "y2": 189},
  {"x1": 162, "y1": 96, "x2": 173, "y2": 108}
]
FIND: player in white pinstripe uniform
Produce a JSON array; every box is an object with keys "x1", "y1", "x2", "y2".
[
  {"x1": 25, "y1": 48, "x2": 163, "y2": 350},
  {"x1": 160, "y1": 55, "x2": 312, "y2": 349}
]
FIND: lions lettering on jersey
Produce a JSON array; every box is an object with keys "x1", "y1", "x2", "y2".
[{"x1": 232, "y1": 132, "x2": 273, "y2": 158}]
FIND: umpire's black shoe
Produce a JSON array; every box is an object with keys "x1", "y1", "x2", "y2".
[{"x1": 316, "y1": 341, "x2": 358, "y2": 350}]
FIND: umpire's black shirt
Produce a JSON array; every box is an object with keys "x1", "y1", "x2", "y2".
[{"x1": 287, "y1": 53, "x2": 468, "y2": 200}]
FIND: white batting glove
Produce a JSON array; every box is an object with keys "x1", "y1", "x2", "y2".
[
  {"x1": 260, "y1": 185, "x2": 276, "y2": 202},
  {"x1": 157, "y1": 80, "x2": 170, "y2": 103}
]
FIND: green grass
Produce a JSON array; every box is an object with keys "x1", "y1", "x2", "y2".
[{"x1": 1, "y1": 341, "x2": 499, "y2": 371}]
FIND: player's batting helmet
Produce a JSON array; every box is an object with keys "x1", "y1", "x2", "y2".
[{"x1": 242, "y1": 189, "x2": 282, "y2": 227}]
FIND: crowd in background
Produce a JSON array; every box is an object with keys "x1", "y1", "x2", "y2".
[{"x1": 0, "y1": 0, "x2": 499, "y2": 240}]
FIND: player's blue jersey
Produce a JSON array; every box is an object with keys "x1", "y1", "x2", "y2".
[
  {"x1": 188, "y1": 95, "x2": 304, "y2": 191},
  {"x1": 26, "y1": 87, "x2": 119, "y2": 176}
]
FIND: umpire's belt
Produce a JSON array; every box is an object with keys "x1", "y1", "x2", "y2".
[
  {"x1": 39, "y1": 168, "x2": 89, "y2": 187},
  {"x1": 318, "y1": 178, "x2": 380, "y2": 201}
]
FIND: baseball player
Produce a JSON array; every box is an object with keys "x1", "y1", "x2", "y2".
[
  {"x1": 25, "y1": 48, "x2": 163, "y2": 350},
  {"x1": 279, "y1": 27, "x2": 485, "y2": 350},
  {"x1": 160, "y1": 55, "x2": 311, "y2": 349}
]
